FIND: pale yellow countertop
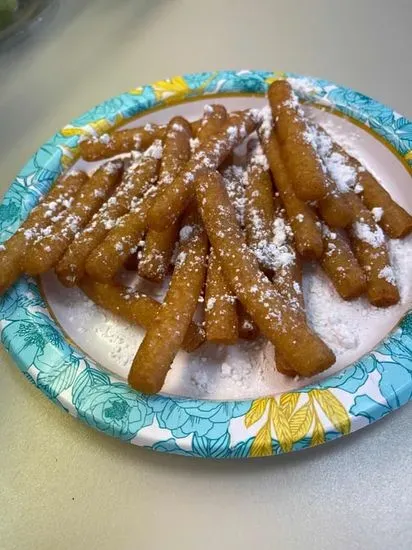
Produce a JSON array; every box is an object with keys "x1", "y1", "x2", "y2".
[{"x1": 1, "y1": 1, "x2": 412, "y2": 549}]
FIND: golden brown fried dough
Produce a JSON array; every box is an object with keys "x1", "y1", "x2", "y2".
[
  {"x1": 244, "y1": 142, "x2": 275, "y2": 270},
  {"x1": 347, "y1": 193, "x2": 400, "y2": 307},
  {"x1": 196, "y1": 170, "x2": 335, "y2": 377},
  {"x1": 128, "y1": 208, "x2": 208, "y2": 394},
  {"x1": 79, "y1": 124, "x2": 166, "y2": 161},
  {"x1": 317, "y1": 126, "x2": 412, "y2": 238},
  {"x1": 268, "y1": 80, "x2": 329, "y2": 201},
  {"x1": 147, "y1": 110, "x2": 258, "y2": 232},
  {"x1": 0, "y1": 170, "x2": 88, "y2": 294},
  {"x1": 56, "y1": 151, "x2": 159, "y2": 286},
  {"x1": 85, "y1": 143, "x2": 164, "y2": 282},
  {"x1": 138, "y1": 117, "x2": 192, "y2": 282},
  {"x1": 259, "y1": 126, "x2": 323, "y2": 259},
  {"x1": 23, "y1": 162, "x2": 123, "y2": 275},
  {"x1": 319, "y1": 225, "x2": 367, "y2": 300},
  {"x1": 205, "y1": 248, "x2": 239, "y2": 344},
  {"x1": 80, "y1": 277, "x2": 205, "y2": 352}
]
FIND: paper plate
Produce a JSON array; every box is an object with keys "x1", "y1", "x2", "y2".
[{"x1": 1, "y1": 70, "x2": 411, "y2": 458}]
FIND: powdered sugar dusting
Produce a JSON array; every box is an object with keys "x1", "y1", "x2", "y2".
[
  {"x1": 372, "y1": 207, "x2": 384, "y2": 222},
  {"x1": 353, "y1": 221, "x2": 385, "y2": 248},
  {"x1": 144, "y1": 139, "x2": 163, "y2": 160},
  {"x1": 221, "y1": 165, "x2": 247, "y2": 226},
  {"x1": 259, "y1": 105, "x2": 273, "y2": 141},
  {"x1": 378, "y1": 265, "x2": 396, "y2": 285},
  {"x1": 36, "y1": 96, "x2": 412, "y2": 400},
  {"x1": 42, "y1": 228, "x2": 412, "y2": 398}
]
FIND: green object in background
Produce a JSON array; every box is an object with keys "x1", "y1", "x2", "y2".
[
  {"x1": 0, "y1": 0, "x2": 18, "y2": 9},
  {"x1": 0, "y1": 0, "x2": 18, "y2": 31}
]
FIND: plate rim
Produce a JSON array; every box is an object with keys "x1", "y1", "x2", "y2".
[{"x1": 1, "y1": 69, "x2": 411, "y2": 459}]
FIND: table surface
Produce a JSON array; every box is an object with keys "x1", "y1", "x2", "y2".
[{"x1": 1, "y1": 1, "x2": 411, "y2": 549}]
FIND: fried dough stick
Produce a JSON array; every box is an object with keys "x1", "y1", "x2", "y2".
[
  {"x1": 316, "y1": 125, "x2": 412, "y2": 238},
  {"x1": 205, "y1": 248, "x2": 238, "y2": 344},
  {"x1": 138, "y1": 117, "x2": 193, "y2": 282},
  {"x1": 79, "y1": 124, "x2": 166, "y2": 161},
  {"x1": 319, "y1": 225, "x2": 367, "y2": 300},
  {"x1": 259, "y1": 126, "x2": 324, "y2": 259},
  {"x1": 347, "y1": 193, "x2": 400, "y2": 307},
  {"x1": 269, "y1": 201, "x2": 305, "y2": 376},
  {"x1": 83, "y1": 116, "x2": 205, "y2": 283},
  {"x1": 268, "y1": 80, "x2": 329, "y2": 201},
  {"x1": 244, "y1": 141, "x2": 276, "y2": 271},
  {"x1": 56, "y1": 146, "x2": 161, "y2": 286},
  {"x1": 80, "y1": 277, "x2": 205, "y2": 352},
  {"x1": 0, "y1": 170, "x2": 88, "y2": 294},
  {"x1": 128, "y1": 207, "x2": 208, "y2": 394},
  {"x1": 23, "y1": 161, "x2": 123, "y2": 275}
]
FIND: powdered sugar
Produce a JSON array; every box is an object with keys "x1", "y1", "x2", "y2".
[
  {"x1": 353, "y1": 221, "x2": 385, "y2": 248},
  {"x1": 259, "y1": 105, "x2": 273, "y2": 141},
  {"x1": 175, "y1": 251, "x2": 187, "y2": 268},
  {"x1": 189, "y1": 137, "x2": 200, "y2": 152},
  {"x1": 249, "y1": 141, "x2": 269, "y2": 170},
  {"x1": 372, "y1": 207, "x2": 384, "y2": 222},
  {"x1": 144, "y1": 139, "x2": 163, "y2": 160},
  {"x1": 221, "y1": 165, "x2": 247, "y2": 226},
  {"x1": 287, "y1": 76, "x2": 320, "y2": 97},
  {"x1": 323, "y1": 151, "x2": 357, "y2": 193},
  {"x1": 42, "y1": 226, "x2": 412, "y2": 399},
  {"x1": 205, "y1": 297, "x2": 216, "y2": 311},
  {"x1": 378, "y1": 265, "x2": 396, "y2": 285}
]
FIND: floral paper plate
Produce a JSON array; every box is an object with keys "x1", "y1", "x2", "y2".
[{"x1": 1, "y1": 70, "x2": 412, "y2": 459}]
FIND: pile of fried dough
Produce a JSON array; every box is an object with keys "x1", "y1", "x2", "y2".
[{"x1": 1, "y1": 80, "x2": 411, "y2": 394}]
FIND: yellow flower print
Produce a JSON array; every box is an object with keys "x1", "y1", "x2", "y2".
[
  {"x1": 129, "y1": 86, "x2": 144, "y2": 96},
  {"x1": 265, "y1": 71, "x2": 287, "y2": 86},
  {"x1": 245, "y1": 389, "x2": 350, "y2": 457},
  {"x1": 60, "y1": 115, "x2": 123, "y2": 141},
  {"x1": 59, "y1": 145, "x2": 76, "y2": 171},
  {"x1": 152, "y1": 76, "x2": 191, "y2": 103}
]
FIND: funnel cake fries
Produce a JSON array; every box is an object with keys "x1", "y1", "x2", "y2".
[
  {"x1": 80, "y1": 277, "x2": 205, "y2": 352},
  {"x1": 2, "y1": 84, "x2": 410, "y2": 394},
  {"x1": 147, "y1": 110, "x2": 259, "y2": 232},
  {"x1": 128, "y1": 207, "x2": 208, "y2": 394},
  {"x1": 0, "y1": 170, "x2": 88, "y2": 294},
  {"x1": 56, "y1": 149, "x2": 160, "y2": 286},
  {"x1": 138, "y1": 117, "x2": 193, "y2": 282},
  {"x1": 196, "y1": 170, "x2": 335, "y2": 378},
  {"x1": 23, "y1": 161, "x2": 123, "y2": 275},
  {"x1": 268, "y1": 80, "x2": 329, "y2": 201},
  {"x1": 79, "y1": 124, "x2": 166, "y2": 161}
]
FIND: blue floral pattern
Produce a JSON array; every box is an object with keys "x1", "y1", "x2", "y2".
[{"x1": 0, "y1": 71, "x2": 411, "y2": 458}]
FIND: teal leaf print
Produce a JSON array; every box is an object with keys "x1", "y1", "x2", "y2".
[
  {"x1": 37, "y1": 356, "x2": 80, "y2": 399},
  {"x1": 229, "y1": 438, "x2": 255, "y2": 458},
  {"x1": 150, "y1": 438, "x2": 192, "y2": 456},
  {"x1": 192, "y1": 433, "x2": 231, "y2": 458},
  {"x1": 0, "y1": 279, "x2": 46, "y2": 323},
  {"x1": 0, "y1": 201, "x2": 19, "y2": 225},
  {"x1": 147, "y1": 396, "x2": 249, "y2": 440},
  {"x1": 370, "y1": 116, "x2": 412, "y2": 155},
  {"x1": 72, "y1": 367, "x2": 110, "y2": 404}
]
